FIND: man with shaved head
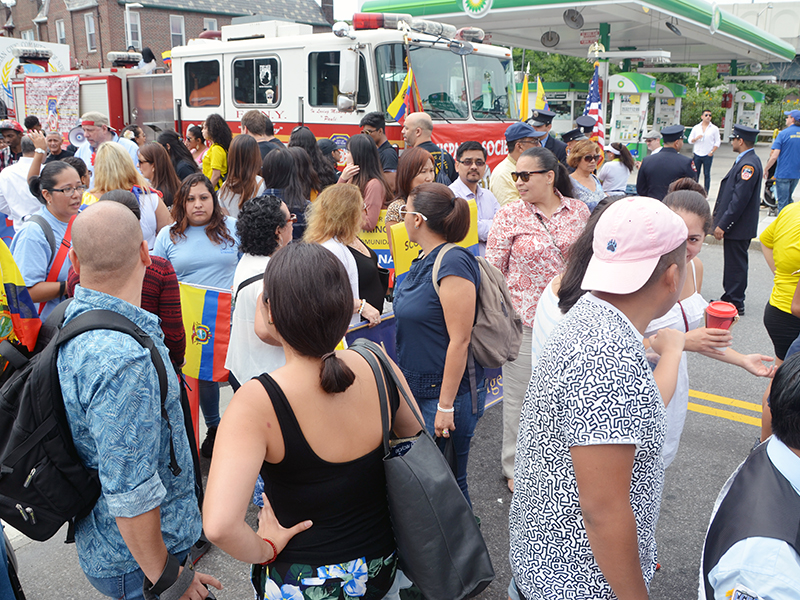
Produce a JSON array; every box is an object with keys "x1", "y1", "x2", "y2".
[
  {"x1": 58, "y1": 202, "x2": 221, "y2": 599},
  {"x1": 401, "y1": 111, "x2": 457, "y2": 183}
]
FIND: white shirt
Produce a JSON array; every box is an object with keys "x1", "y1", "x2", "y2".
[
  {"x1": 225, "y1": 253, "x2": 286, "y2": 383},
  {"x1": 0, "y1": 156, "x2": 42, "y2": 229},
  {"x1": 75, "y1": 133, "x2": 141, "y2": 188},
  {"x1": 689, "y1": 122, "x2": 721, "y2": 157},
  {"x1": 699, "y1": 437, "x2": 800, "y2": 600},
  {"x1": 596, "y1": 159, "x2": 631, "y2": 194},
  {"x1": 449, "y1": 177, "x2": 500, "y2": 257},
  {"x1": 320, "y1": 236, "x2": 360, "y2": 326}
]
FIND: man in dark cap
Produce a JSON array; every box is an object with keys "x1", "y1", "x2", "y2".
[
  {"x1": 529, "y1": 109, "x2": 567, "y2": 165},
  {"x1": 636, "y1": 125, "x2": 697, "y2": 200},
  {"x1": 489, "y1": 122, "x2": 546, "y2": 205},
  {"x1": 712, "y1": 124, "x2": 763, "y2": 316}
]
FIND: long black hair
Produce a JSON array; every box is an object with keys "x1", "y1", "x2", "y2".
[
  {"x1": 520, "y1": 146, "x2": 574, "y2": 199},
  {"x1": 262, "y1": 148, "x2": 308, "y2": 214},
  {"x1": 204, "y1": 114, "x2": 232, "y2": 151},
  {"x1": 158, "y1": 130, "x2": 200, "y2": 175},
  {"x1": 347, "y1": 134, "x2": 392, "y2": 203},
  {"x1": 289, "y1": 126, "x2": 338, "y2": 189}
]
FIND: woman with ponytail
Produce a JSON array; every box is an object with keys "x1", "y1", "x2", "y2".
[
  {"x1": 203, "y1": 242, "x2": 420, "y2": 599},
  {"x1": 393, "y1": 182, "x2": 484, "y2": 504}
]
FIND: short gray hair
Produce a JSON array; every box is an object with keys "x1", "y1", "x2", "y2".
[{"x1": 20, "y1": 136, "x2": 35, "y2": 154}]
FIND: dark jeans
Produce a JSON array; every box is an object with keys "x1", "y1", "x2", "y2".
[
  {"x1": 417, "y1": 383, "x2": 487, "y2": 506},
  {"x1": 693, "y1": 154, "x2": 714, "y2": 193},
  {"x1": 198, "y1": 379, "x2": 220, "y2": 428}
]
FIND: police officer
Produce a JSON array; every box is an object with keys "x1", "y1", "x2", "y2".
[
  {"x1": 636, "y1": 124, "x2": 697, "y2": 200},
  {"x1": 712, "y1": 124, "x2": 763, "y2": 316},
  {"x1": 528, "y1": 109, "x2": 568, "y2": 165},
  {"x1": 561, "y1": 128, "x2": 588, "y2": 173}
]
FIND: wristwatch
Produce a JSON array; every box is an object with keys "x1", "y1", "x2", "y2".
[{"x1": 34, "y1": 148, "x2": 46, "y2": 155}]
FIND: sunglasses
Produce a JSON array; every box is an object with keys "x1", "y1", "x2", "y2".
[
  {"x1": 362, "y1": 128, "x2": 378, "y2": 135},
  {"x1": 511, "y1": 170, "x2": 549, "y2": 182},
  {"x1": 583, "y1": 154, "x2": 602, "y2": 163},
  {"x1": 399, "y1": 204, "x2": 428, "y2": 221},
  {"x1": 458, "y1": 158, "x2": 486, "y2": 167},
  {"x1": 287, "y1": 213, "x2": 298, "y2": 223}
]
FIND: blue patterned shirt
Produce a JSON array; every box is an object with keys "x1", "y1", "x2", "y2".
[{"x1": 58, "y1": 286, "x2": 201, "y2": 578}]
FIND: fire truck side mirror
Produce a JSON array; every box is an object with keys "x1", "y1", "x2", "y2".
[
  {"x1": 337, "y1": 95, "x2": 355, "y2": 113},
  {"x1": 339, "y1": 48, "x2": 359, "y2": 96}
]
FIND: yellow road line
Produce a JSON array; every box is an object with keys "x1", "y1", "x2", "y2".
[
  {"x1": 688, "y1": 389, "x2": 762, "y2": 413},
  {"x1": 687, "y1": 402, "x2": 761, "y2": 427}
]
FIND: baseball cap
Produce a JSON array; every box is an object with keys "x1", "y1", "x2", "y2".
[
  {"x1": 80, "y1": 112, "x2": 110, "y2": 127},
  {"x1": 582, "y1": 197, "x2": 688, "y2": 295},
  {"x1": 603, "y1": 144, "x2": 620, "y2": 155},
  {"x1": 643, "y1": 130, "x2": 661, "y2": 140},
  {"x1": 784, "y1": 109, "x2": 800, "y2": 121},
  {"x1": 318, "y1": 138, "x2": 338, "y2": 155},
  {"x1": 504, "y1": 122, "x2": 543, "y2": 143},
  {"x1": 0, "y1": 120, "x2": 24, "y2": 133}
]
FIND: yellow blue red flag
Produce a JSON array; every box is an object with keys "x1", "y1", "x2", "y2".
[
  {"x1": 0, "y1": 242, "x2": 40, "y2": 351},
  {"x1": 179, "y1": 283, "x2": 231, "y2": 382},
  {"x1": 535, "y1": 75, "x2": 549, "y2": 110},
  {"x1": 387, "y1": 68, "x2": 423, "y2": 122}
]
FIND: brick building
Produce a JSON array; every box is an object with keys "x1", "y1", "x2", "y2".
[{"x1": 1, "y1": 0, "x2": 333, "y2": 69}]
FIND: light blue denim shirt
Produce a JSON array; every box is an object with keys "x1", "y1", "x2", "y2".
[{"x1": 58, "y1": 286, "x2": 201, "y2": 578}]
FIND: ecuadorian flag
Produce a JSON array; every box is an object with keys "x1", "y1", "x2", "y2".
[
  {"x1": 0, "y1": 243, "x2": 40, "y2": 351},
  {"x1": 179, "y1": 283, "x2": 231, "y2": 382},
  {"x1": 387, "y1": 67, "x2": 423, "y2": 122}
]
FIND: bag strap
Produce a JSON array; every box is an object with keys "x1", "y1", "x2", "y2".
[
  {"x1": 27, "y1": 214, "x2": 56, "y2": 258},
  {"x1": 33, "y1": 215, "x2": 76, "y2": 315},
  {"x1": 234, "y1": 273, "x2": 263, "y2": 306},
  {"x1": 349, "y1": 343, "x2": 391, "y2": 455},
  {"x1": 430, "y1": 243, "x2": 457, "y2": 295},
  {"x1": 58, "y1": 309, "x2": 182, "y2": 477}
]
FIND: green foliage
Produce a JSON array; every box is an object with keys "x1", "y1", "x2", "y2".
[{"x1": 513, "y1": 49, "x2": 596, "y2": 83}]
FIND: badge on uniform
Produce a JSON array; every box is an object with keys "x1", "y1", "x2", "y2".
[
  {"x1": 729, "y1": 584, "x2": 762, "y2": 600},
  {"x1": 741, "y1": 165, "x2": 754, "y2": 181}
]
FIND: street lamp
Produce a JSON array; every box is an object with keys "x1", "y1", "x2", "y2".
[{"x1": 125, "y1": 2, "x2": 143, "y2": 51}]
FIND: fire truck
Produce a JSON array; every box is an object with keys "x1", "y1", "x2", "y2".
[{"x1": 12, "y1": 13, "x2": 519, "y2": 168}]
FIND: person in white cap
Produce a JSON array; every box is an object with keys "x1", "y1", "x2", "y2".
[{"x1": 509, "y1": 196, "x2": 688, "y2": 600}]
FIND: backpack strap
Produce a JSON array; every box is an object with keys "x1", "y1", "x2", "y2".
[
  {"x1": 430, "y1": 243, "x2": 457, "y2": 295},
  {"x1": 29, "y1": 214, "x2": 76, "y2": 315},
  {"x1": 233, "y1": 273, "x2": 263, "y2": 307},
  {"x1": 57, "y1": 310, "x2": 182, "y2": 477},
  {"x1": 26, "y1": 214, "x2": 56, "y2": 258}
]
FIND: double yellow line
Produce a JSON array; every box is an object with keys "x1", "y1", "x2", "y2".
[{"x1": 688, "y1": 389, "x2": 762, "y2": 427}]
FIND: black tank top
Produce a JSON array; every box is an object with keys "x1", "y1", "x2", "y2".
[
  {"x1": 348, "y1": 244, "x2": 386, "y2": 316},
  {"x1": 257, "y1": 372, "x2": 397, "y2": 564}
]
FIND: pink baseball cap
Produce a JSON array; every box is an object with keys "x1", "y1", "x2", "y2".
[{"x1": 581, "y1": 196, "x2": 688, "y2": 294}]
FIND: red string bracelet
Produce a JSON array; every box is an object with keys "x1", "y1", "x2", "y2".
[{"x1": 261, "y1": 538, "x2": 278, "y2": 565}]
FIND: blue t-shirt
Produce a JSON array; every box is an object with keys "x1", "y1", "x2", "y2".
[
  {"x1": 394, "y1": 243, "x2": 482, "y2": 399},
  {"x1": 9, "y1": 205, "x2": 70, "y2": 319},
  {"x1": 772, "y1": 124, "x2": 800, "y2": 179},
  {"x1": 152, "y1": 215, "x2": 240, "y2": 289}
]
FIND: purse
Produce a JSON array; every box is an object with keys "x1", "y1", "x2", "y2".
[{"x1": 349, "y1": 338, "x2": 495, "y2": 600}]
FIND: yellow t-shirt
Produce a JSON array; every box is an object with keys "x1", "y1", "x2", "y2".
[
  {"x1": 760, "y1": 201, "x2": 800, "y2": 313},
  {"x1": 202, "y1": 143, "x2": 228, "y2": 190}
]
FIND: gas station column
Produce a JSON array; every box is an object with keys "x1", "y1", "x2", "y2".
[
  {"x1": 722, "y1": 59, "x2": 738, "y2": 142},
  {"x1": 599, "y1": 23, "x2": 611, "y2": 139}
]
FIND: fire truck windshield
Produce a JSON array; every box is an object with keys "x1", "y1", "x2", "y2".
[{"x1": 375, "y1": 43, "x2": 517, "y2": 121}]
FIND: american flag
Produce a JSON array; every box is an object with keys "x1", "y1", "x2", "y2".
[{"x1": 583, "y1": 62, "x2": 605, "y2": 145}]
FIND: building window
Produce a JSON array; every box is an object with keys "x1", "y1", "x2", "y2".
[
  {"x1": 126, "y1": 12, "x2": 141, "y2": 50},
  {"x1": 84, "y1": 13, "x2": 96, "y2": 52},
  {"x1": 203, "y1": 18, "x2": 217, "y2": 31},
  {"x1": 21, "y1": 30, "x2": 34, "y2": 41},
  {"x1": 233, "y1": 57, "x2": 280, "y2": 106},
  {"x1": 55, "y1": 20, "x2": 66, "y2": 45},
  {"x1": 170, "y1": 15, "x2": 185, "y2": 48}
]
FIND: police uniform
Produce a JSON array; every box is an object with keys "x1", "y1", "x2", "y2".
[
  {"x1": 713, "y1": 125, "x2": 763, "y2": 314},
  {"x1": 529, "y1": 109, "x2": 568, "y2": 166},
  {"x1": 636, "y1": 125, "x2": 697, "y2": 200}
]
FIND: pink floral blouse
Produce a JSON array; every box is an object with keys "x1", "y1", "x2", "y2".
[{"x1": 486, "y1": 192, "x2": 589, "y2": 327}]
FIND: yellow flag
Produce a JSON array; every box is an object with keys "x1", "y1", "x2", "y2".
[
  {"x1": 519, "y1": 71, "x2": 529, "y2": 120},
  {"x1": 535, "y1": 75, "x2": 548, "y2": 110}
]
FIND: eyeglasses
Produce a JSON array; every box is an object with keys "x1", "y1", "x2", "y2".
[
  {"x1": 518, "y1": 139, "x2": 541, "y2": 147},
  {"x1": 50, "y1": 185, "x2": 87, "y2": 196},
  {"x1": 362, "y1": 128, "x2": 378, "y2": 135},
  {"x1": 399, "y1": 204, "x2": 428, "y2": 221},
  {"x1": 139, "y1": 158, "x2": 151, "y2": 164},
  {"x1": 458, "y1": 158, "x2": 486, "y2": 167},
  {"x1": 582, "y1": 154, "x2": 602, "y2": 163},
  {"x1": 510, "y1": 170, "x2": 548, "y2": 182}
]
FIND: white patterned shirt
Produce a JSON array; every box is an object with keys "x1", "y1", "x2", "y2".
[{"x1": 510, "y1": 293, "x2": 666, "y2": 599}]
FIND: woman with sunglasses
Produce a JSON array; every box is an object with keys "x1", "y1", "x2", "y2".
[
  {"x1": 185, "y1": 125, "x2": 207, "y2": 166},
  {"x1": 10, "y1": 161, "x2": 82, "y2": 318},
  {"x1": 486, "y1": 146, "x2": 588, "y2": 493},
  {"x1": 227, "y1": 194, "x2": 294, "y2": 390},
  {"x1": 567, "y1": 140, "x2": 605, "y2": 212}
]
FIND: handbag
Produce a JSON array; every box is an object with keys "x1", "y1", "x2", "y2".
[{"x1": 349, "y1": 338, "x2": 495, "y2": 600}]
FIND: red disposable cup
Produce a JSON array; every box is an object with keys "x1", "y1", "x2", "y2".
[{"x1": 705, "y1": 301, "x2": 738, "y2": 330}]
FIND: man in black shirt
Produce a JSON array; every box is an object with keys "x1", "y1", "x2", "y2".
[
  {"x1": 360, "y1": 111, "x2": 397, "y2": 191},
  {"x1": 401, "y1": 112, "x2": 457, "y2": 184},
  {"x1": 44, "y1": 130, "x2": 74, "y2": 163}
]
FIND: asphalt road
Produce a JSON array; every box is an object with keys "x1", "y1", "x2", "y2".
[{"x1": 7, "y1": 142, "x2": 787, "y2": 599}]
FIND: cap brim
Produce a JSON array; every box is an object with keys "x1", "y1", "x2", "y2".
[{"x1": 581, "y1": 254, "x2": 660, "y2": 295}]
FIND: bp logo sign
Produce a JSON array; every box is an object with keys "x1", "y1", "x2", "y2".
[{"x1": 462, "y1": 0, "x2": 492, "y2": 18}]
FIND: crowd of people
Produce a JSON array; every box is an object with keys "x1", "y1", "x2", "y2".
[{"x1": 2, "y1": 103, "x2": 800, "y2": 600}]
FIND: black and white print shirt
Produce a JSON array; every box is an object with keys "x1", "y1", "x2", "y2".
[{"x1": 510, "y1": 293, "x2": 666, "y2": 599}]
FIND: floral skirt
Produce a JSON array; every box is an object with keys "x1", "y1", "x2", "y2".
[{"x1": 251, "y1": 552, "x2": 397, "y2": 600}]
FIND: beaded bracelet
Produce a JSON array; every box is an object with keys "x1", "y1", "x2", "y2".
[
  {"x1": 437, "y1": 403, "x2": 455, "y2": 413},
  {"x1": 358, "y1": 299, "x2": 366, "y2": 315},
  {"x1": 261, "y1": 538, "x2": 278, "y2": 565}
]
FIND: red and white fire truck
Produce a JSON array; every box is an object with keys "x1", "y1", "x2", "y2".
[{"x1": 13, "y1": 13, "x2": 519, "y2": 168}]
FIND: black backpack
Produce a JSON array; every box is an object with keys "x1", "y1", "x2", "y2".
[{"x1": 0, "y1": 305, "x2": 178, "y2": 542}]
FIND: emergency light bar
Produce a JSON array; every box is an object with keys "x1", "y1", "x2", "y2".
[
  {"x1": 107, "y1": 52, "x2": 142, "y2": 67},
  {"x1": 353, "y1": 12, "x2": 457, "y2": 39},
  {"x1": 11, "y1": 47, "x2": 52, "y2": 60}
]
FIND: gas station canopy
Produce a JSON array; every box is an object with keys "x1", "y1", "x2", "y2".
[{"x1": 360, "y1": 0, "x2": 796, "y2": 64}]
